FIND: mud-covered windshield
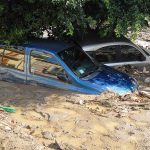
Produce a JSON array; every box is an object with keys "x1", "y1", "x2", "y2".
[{"x1": 58, "y1": 46, "x2": 98, "y2": 78}]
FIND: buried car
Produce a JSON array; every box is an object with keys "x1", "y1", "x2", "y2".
[
  {"x1": 0, "y1": 39, "x2": 138, "y2": 95},
  {"x1": 80, "y1": 36, "x2": 150, "y2": 67}
]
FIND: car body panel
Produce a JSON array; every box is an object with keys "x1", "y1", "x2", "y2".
[
  {"x1": 25, "y1": 47, "x2": 96, "y2": 94},
  {"x1": 82, "y1": 65, "x2": 138, "y2": 95},
  {"x1": 0, "y1": 39, "x2": 138, "y2": 95},
  {"x1": 23, "y1": 39, "x2": 73, "y2": 53},
  {"x1": 0, "y1": 66, "x2": 26, "y2": 83}
]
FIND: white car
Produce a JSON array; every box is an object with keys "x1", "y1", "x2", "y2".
[{"x1": 80, "y1": 37, "x2": 150, "y2": 67}]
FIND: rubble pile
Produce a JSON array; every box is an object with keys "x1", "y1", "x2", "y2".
[{"x1": 83, "y1": 90, "x2": 150, "y2": 118}]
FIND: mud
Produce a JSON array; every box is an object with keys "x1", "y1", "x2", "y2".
[
  {"x1": 0, "y1": 68, "x2": 150, "y2": 150},
  {"x1": 0, "y1": 28, "x2": 150, "y2": 150}
]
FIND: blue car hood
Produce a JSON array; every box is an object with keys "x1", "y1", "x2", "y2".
[{"x1": 84, "y1": 66, "x2": 138, "y2": 95}]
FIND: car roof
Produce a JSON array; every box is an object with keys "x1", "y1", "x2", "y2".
[
  {"x1": 77, "y1": 34, "x2": 136, "y2": 51},
  {"x1": 78, "y1": 34, "x2": 132, "y2": 46},
  {"x1": 23, "y1": 38, "x2": 74, "y2": 53}
]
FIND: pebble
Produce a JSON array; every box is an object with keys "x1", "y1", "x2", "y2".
[
  {"x1": 121, "y1": 108, "x2": 128, "y2": 113},
  {"x1": 144, "y1": 77, "x2": 150, "y2": 83},
  {"x1": 4, "y1": 126, "x2": 11, "y2": 131},
  {"x1": 79, "y1": 99, "x2": 84, "y2": 105},
  {"x1": 42, "y1": 131, "x2": 55, "y2": 140},
  {"x1": 26, "y1": 125, "x2": 31, "y2": 130}
]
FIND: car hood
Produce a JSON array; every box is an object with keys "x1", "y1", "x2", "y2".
[{"x1": 83, "y1": 65, "x2": 138, "y2": 95}]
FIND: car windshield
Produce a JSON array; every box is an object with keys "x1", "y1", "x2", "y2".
[{"x1": 58, "y1": 46, "x2": 98, "y2": 78}]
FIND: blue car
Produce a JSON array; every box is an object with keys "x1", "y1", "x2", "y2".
[{"x1": 0, "y1": 39, "x2": 138, "y2": 95}]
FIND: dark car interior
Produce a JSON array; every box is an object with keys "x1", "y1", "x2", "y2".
[{"x1": 87, "y1": 45, "x2": 146, "y2": 64}]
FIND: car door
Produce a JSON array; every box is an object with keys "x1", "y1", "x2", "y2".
[
  {"x1": 88, "y1": 44, "x2": 148, "y2": 67},
  {"x1": 0, "y1": 46, "x2": 26, "y2": 83},
  {"x1": 26, "y1": 49, "x2": 84, "y2": 92}
]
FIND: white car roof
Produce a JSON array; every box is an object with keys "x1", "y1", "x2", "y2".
[{"x1": 82, "y1": 41, "x2": 136, "y2": 51}]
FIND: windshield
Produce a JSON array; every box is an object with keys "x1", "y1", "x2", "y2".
[{"x1": 58, "y1": 46, "x2": 98, "y2": 78}]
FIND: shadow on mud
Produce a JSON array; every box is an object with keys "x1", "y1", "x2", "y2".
[{"x1": 0, "y1": 81, "x2": 74, "y2": 108}]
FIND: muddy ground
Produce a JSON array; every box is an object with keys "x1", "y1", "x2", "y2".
[
  {"x1": 0, "y1": 65, "x2": 150, "y2": 150},
  {"x1": 0, "y1": 28, "x2": 150, "y2": 150}
]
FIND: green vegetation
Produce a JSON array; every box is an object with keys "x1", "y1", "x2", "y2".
[{"x1": 0, "y1": 0, "x2": 149, "y2": 44}]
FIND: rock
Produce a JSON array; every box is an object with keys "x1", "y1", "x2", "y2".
[
  {"x1": 26, "y1": 125, "x2": 32, "y2": 130},
  {"x1": 120, "y1": 113, "x2": 128, "y2": 117},
  {"x1": 78, "y1": 99, "x2": 84, "y2": 105},
  {"x1": 101, "y1": 100, "x2": 112, "y2": 107},
  {"x1": 131, "y1": 107, "x2": 138, "y2": 111},
  {"x1": 48, "y1": 140, "x2": 62, "y2": 149},
  {"x1": 143, "y1": 67, "x2": 149, "y2": 74},
  {"x1": 140, "y1": 91, "x2": 150, "y2": 98},
  {"x1": 40, "y1": 112, "x2": 51, "y2": 121},
  {"x1": 128, "y1": 131, "x2": 135, "y2": 136},
  {"x1": 30, "y1": 130, "x2": 35, "y2": 135},
  {"x1": 54, "y1": 140, "x2": 75, "y2": 150},
  {"x1": 121, "y1": 108, "x2": 128, "y2": 113},
  {"x1": 144, "y1": 77, "x2": 150, "y2": 83},
  {"x1": 42, "y1": 131, "x2": 55, "y2": 140},
  {"x1": 73, "y1": 99, "x2": 84, "y2": 105},
  {"x1": 4, "y1": 126, "x2": 11, "y2": 131}
]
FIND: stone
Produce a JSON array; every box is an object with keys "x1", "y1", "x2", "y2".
[
  {"x1": 79, "y1": 99, "x2": 84, "y2": 105},
  {"x1": 143, "y1": 67, "x2": 149, "y2": 74},
  {"x1": 42, "y1": 131, "x2": 55, "y2": 140},
  {"x1": 121, "y1": 108, "x2": 128, "y2": 113},
  {"x1": 4, "y1": 126, "x2": 11, "y2": 131},
  {"x1": 144, "y1": 77, "x2": 150, "y2": 83},
  {"x1": 26, "y1": 125, "x2": 31, "y2": 130}
]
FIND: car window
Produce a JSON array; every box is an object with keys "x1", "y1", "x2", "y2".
[
  {"x1": 0, "y1": 47, "x2": 24, "y2": 71},
  {"x1": 120, "y1": 45, "x2": 146, "y2": 62},
  {"x1": 88, "y1": 45, "x2": 145, "y2": 64},
  {"x1": 88, "y1": 45, "x2": 120, "y2": 63},
  {"x1": 30, "y1": 50, "x2": 69, "y2": 82},
  {"x1": 58, "y1": 46, "x2": 98, "y2": 78}
]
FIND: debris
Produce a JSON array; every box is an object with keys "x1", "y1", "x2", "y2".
[
  {"x1": 128, "y1": 131, "x2": 135, "y2": 136},
  {"x1": 54, "y1": 140, "x2": 75, "y2": 150},
  {"x1": 48, "y1": 141, "x2": 62, "y2": 150},
  {"x1": 144, "y1": 77, "x2": 150, "y2": 83},
  {"x1": 121, "y1": 108, "x2": 128, "y2": 113},
  {"x1": 143, "y1": 67, "x2": 149, "y2": 74},
  {"x1": 26, "y1": 125, "x2": 32, "y2": 130},
  {"x1": 4, "y1": 126, "x2": 11, "y2": 131},
  {"x1": 0, "y1": 106, "x2": 16, "y2": 113},
  {"x1": 140, "y1": 91, "x2": 150, "y2": 99},
  {"x1": 42, "y1": 131, "x2": 55, "y2": 140},
  {"x1": 79, "y1": 99, "x2": 84, "y2": 105}
]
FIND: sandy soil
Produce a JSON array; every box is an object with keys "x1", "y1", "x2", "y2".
[{"x1": 0, "y1": 66, "x2": 150, "y2": 150}]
